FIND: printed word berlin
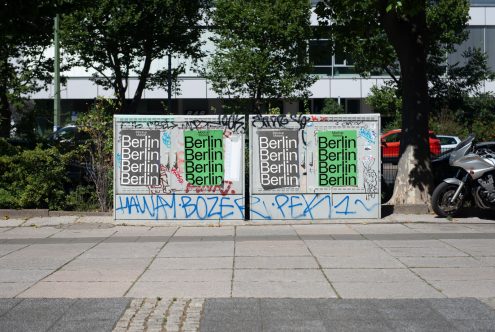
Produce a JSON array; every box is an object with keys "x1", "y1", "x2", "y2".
[
  {"x1": 120, "y1": 130, "x2": 160, "y2": 185},
  {"x1": 318, "y1": 130, "x2": 357, "y2": 186}
]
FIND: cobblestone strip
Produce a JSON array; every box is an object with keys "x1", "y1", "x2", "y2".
[
  {"x1": 114, "y1": 298, "x2": 145, "y2": 332},
  {"x1": 146, "y1": 298, "x2": 172, "y2": 332},
  {"x1": 182, "y1": 299, "x2": 205, "y2": 332},
  {"x1": 165, "y1": 298, "x2": 188, "y2": 332},
  {"x1": 113, "y1": 298, "x2": 205, "y2": 332}
]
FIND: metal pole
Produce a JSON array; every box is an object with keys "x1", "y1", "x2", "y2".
[
  {"x1": 167, "y1": 53, "x2": 172, "y2": 114},
  {"x1": 53, "y1": 14, "x2": 61, "y2": 132}
]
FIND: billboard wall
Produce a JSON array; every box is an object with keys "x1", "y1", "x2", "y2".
[
  {"x1": 249, "y1": 114, "x2": 381, "y2": 220},
  {"x1": 114, "y1": 115, "x2": 245, "y2": 220}
]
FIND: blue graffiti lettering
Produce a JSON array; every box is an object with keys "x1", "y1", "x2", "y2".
[
  {"x1": 250, "y1": 196, "x2": 272, "y2": 220},
  {"x1": 234, "y1": 197, "x2": 245, "y2": 219},
  {"x1": 115, "y1": 194, "x2": 243, "y2": 220},
  {"x1": 354, "y1": 199, "x2": 379, "y2": 212},
  {"x1": 252, "y1": 194, "x2": 332, "y2": 220},
  {"x1": 333, "y1": 195, "x2": 356, "y2": 215}
]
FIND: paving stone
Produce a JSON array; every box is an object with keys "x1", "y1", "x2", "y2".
[
  {"x1": 291, "y1": 224, "x2": 358, "y2": 235},
  {"x1": 413, "y1": 267, "x2": 495, "y2": 281},
  {"x1": 174, "y1": 226, "x2": 234, "y2": 237},
  {"x1": 0, "y1": 227, "x2": 59, "y2": 239},
  {"x1": 431, "y1": 280, "x2": 495, "y2": 297},
  {"x1": 332, "y1": 281, "x2": 444, "y2": 299},
  {"x1": 17, "y1": 281, "x2": 132, "y2": 298},
  {"x1": 159, "y1": 241, "x2": 234, "y2": 257},
  {"x1": 235, "y1": 256, "x2": 318, "y2": 269},
  {"x1": 264, "y1": 319, "x2": 327, "y2": 332},
  {"x1": 23, "y1": 216, "x2": 78, "y2": 227},
  {"x1": 237, "y1": 225, "x2": 296, "y2": 237},
  {"x1": 234, "y1": 269, "x2": 326, "y2": 282},
  {"x1": 317, "y1": 255, "x2": 405, "y2": 268},
  {"x1": 0, "y1": 269, "x2": 52, "y2": 283},
  {"x1": 351, "y1": 224, "x2": 418, "y2": 234},
  {"x1": 323, "y1": 319, "x2": 394, "y2": 332},
  {"x1": 0, "y1": 283, "x2": 32, "y2": 297},
  {"x1": 397, "y1": 256, "x2": 483, "y2": 268},
  {"x1": 0, "y1": 299, "x2": 22, "y2": 315},
  {"x1": 0, "y1": 244, "x2": 28, "y2": 257},
  {"x1": 150, "y1": 257, "x2": 233, "y2": 270},
  {"x1": 140, "y1": 269, "x2": 232, "y2": 282},
  {"x1": 45, "y1": 269, "x2": 142, "y2": 282},
  {"x1": 235, "y1": 240, "x2": 310, "y2": 257},
  {"x1": 62, "y1": 257, "x2": 151, "y2": 271},
  {"x1": 323, "y1": 268, "x2": 421, "y2": 283},
  {"x1": 127, "y1": 281, "x2": 230, "y2": 298},
  {"x1": 384, "y1": 246, "x2": 468, "y2": 257},
  {"x1": 232, "y1": 281, "x2": 337, "y2": 298},
  {"x1": 81, "y1": 242, "x2": 163, "y2": 259}
]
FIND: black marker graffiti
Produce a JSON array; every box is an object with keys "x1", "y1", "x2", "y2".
[{"x1": 362, "y1": 156, "x2": 378, "y2": 199}]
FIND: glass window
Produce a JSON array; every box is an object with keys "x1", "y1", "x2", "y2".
[
  {"x1": 486, "y1": 27, "x2": 495, "y2": 71},
  {"x1": 448, "y1": 27, "x2": 484, "y2": 67},
  {"x1": 309, "y1": 40, "x2": 332, "y2": 66}
]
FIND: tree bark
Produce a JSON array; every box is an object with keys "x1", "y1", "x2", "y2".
[
  {"x1": 127, "y1": 53, "x2": 152, "y2": 114},
  {"x1": 379, "y1": 2, "x2": 433, "y2": 206}
]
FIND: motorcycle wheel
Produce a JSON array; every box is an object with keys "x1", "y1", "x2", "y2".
[{"x1": 432, "y1": 182, "x2": 465, "y2": 217}]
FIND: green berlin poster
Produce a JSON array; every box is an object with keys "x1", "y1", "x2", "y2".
[
  {"x1": 184, "y1": 130, "x2": 224, "y2": 186},
  {"x1": 318, "y1": 130, "x2": 358, "y2": 186}
]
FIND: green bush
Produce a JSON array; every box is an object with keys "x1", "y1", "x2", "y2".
[
  {"x1": 76, "y1": 98, "x2": 114, "y2": 212},
  {"x1": 0, "y1": 146, "x2": 69, "y2": 210},
  {"x1": 65, "y1": 185, "x2": 99, "y2": 211}
]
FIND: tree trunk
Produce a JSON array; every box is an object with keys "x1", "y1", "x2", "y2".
[
  {"x1": 127, "y1": 53, "x2": 152, "y2": 114},
  {"x1": 380, "y1": 2, "x2": 433, "y2": 207},
  {"x1": 0, "y1": 86, "x2": 10, "y2": 138}
]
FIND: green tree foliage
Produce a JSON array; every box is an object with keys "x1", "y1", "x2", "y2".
[
  {"x1": 61, "y1": 0, "x2": 204, "y2": 113},
  {"x1": 76, "y1": 98, "x2": 114, "y2": 211},
  {"x1": 0, "y1": 145, "x2": 69, "y2": 209},
  {"x1": 315, "y1": 0, "x2": 470, "y2": 205},
  {"x1": 320, "y1": 99, "x2": 345, "y2": 114},
  {"x1": 206, "y1": 0, "x2": 316, "y2": 112},
  {"x1": 0, "y1": 1, "x2": 67, "y2": 137},
  {"x1": 366, "y1": 85, "x2": 402, "y2": 131}
]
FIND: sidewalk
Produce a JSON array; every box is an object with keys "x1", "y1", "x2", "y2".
[{"x1": 1, "y1": 219, "x2": 495, "y2": 331}]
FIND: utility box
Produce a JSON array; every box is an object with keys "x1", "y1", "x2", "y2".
[
  {"x1": 114, "y1": 115, "x2": 245, "y2": 221},
  {"x1": 249, "y1": 114, "x2": 381, "y2": 220}
]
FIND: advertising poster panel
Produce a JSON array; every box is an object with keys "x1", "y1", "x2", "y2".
[
  {"x1": 114, "y1": 115, "x2": 245, "y2": 221},
  {"x1": 249, "y1": 114, "x2": 381, "y2": 220}
]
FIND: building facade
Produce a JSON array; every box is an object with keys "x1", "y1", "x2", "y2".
[{"x1": 31, "y1": 1, "x2": 495, "y2": 126}]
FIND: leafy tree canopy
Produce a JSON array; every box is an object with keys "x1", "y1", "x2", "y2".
[
  {"x1": 315, "y1": 0, "x2": 471, "y2": 206},
  {"x1": 61, "y1": 0, "x2": 205, "y2": 113},
  {"x1": 206, "y1": 0, "x2": 316, "y2": 112},
  {"x1": 0, "y1": 0, "x2": 70, "y2": 137}
]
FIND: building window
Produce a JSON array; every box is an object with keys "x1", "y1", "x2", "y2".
[
  {"x1": 486, "y1": 27, "x2": 495, "y2": 70},
  {"x1": 448, "y1": 27, "x2": 484, "y2": 66}
]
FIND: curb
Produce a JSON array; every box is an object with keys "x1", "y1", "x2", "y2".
[{"x1": 0, "y1": 209, "x2": 111, "y2": 219}]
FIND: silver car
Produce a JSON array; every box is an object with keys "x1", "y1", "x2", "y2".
[{"x1": 437, "y1": 135, "x2": 461, "y2": 153}]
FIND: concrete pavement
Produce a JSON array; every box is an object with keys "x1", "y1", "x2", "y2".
[{"x1": 1, "y1": 218, "x2": 495, "y2": 330}]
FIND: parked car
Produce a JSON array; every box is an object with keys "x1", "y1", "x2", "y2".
[
  {"x1": 47, "y1": 125, "x2": 89, "y2": 153},
  {"x1": 381, "y1": 129, "x2": 441, "y2": 158},
  {"x1": 437, "y1": 135, "x2": 461, "y2": 152}
]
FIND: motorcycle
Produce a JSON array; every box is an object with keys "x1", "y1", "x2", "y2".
[{"x1": 432, "y1": 134, "x2": 495, "y2": 217}]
